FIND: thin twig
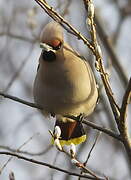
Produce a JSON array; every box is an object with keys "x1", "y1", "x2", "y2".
[
  {"x1": 9, "y1": 171, "x2": 15, "y2": 180},
  {"x1": 34, "y1": 0, "x2": 95, "y2": 54},
  {"x1": 50, "y1": 151, "x2": 60, "y2": 180},
  {"x1": 84, "y1": 132, "x2": 101, "y2": 165},
  {"x1": 119, "y1": 78, "x2": 131, "y2": 162},
  {"x1": 0, "y1": 92, "x2": 43, "y2": 109},
  {"x1": 0, "y1": 145, "x2": 52, "y2": 156},
  {"x1": 4, "y1": 44, "x2": 35, "y2": 92},
  {"x1": 0, "y1": 151, "x2": 103, "y2": 180},
  {"x1": 83, "y1": 0, "x2": 131, "y2": 164},
  {"x1": 0, "y1": 133, "x2": 40, "y2": 174},
  {"x1": 78, "y1": 132, "x2": 101, "y2": 180},
  {"x1": 82, "y1": 119, "x2": 121, "y2": 141},
  {"x1": 50, "y1": 139, "x2": 104, "y2": 179},
  {"x1": 83, "y1": 0, "x2": 120, "y2": 124},
  {"x1": 94, "y1": 16, "x2": 128, "y2": 87},
  {"x1": 65, "y1": 115, "x2": 122, "y2": 141}
]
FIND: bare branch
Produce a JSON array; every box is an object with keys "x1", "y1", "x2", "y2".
[
  {"x1": 0, "y1": 133, "x2": 40, "y2": 174},
  {"x1": 0, "y1": 145, "x2": 52, "y2": 156},
  {"x1": 83, "y1": 0, "x2": 120, "y2": 125},
  {"x1": 0, "y1": 91, "x2": 42, "y2": 110},
  {"x1": 119, "y1": 78, "x2": 131, "y2": 162},
  {"x1": 34, "y1": 0, "x2": 95, "y2": 53},
  {"x1": 84, "y1": 132, "x2": 101, "y2": 165},
  {"x1": 65, "y1": 115, "x2": 122, "y2": 141},
  {"x1": 82, "y1": 119, "x2": 121, "y2": 141},
  {"x1": 9, "y1": 172, "x2": 15, "y2": 180},
  {"x1": 0, "y1": 151, "x2": 102, "y2": 179},
  {"x1": 5, "y1": 44, "x2": 35, "y2": 92},
  {"x1": 94, "y1": 16, "x2": 128, "y2": 87},
  {"x1": 82, "y1": 0, "x2": 131, "y2": 164},
  {"x1": 78, "y1": 133, "x2": 102, "y2": 180}
]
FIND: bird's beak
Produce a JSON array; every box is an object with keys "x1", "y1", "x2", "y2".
[{"x1": 40, "y1": 43, "x2": 56, "y2": 53}]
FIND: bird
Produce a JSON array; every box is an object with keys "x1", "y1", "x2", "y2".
[{"x1": 33, "y1": 21, "x2": 98, "y2": 146}]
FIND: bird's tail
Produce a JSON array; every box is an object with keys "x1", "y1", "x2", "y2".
[{"x1": 52, "y1": 120, "x2": 86, "y2": 146}]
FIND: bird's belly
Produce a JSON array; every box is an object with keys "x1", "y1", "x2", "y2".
[{"x1": 34, "y1": 82, "x2": 89, "y2": 116}]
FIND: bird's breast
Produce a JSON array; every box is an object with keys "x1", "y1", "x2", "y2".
[{"x1": 33, "y1": 60, "x2": 91, "y2": 114}]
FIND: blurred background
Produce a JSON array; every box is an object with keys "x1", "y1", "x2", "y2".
[{"x1": 0, "y1": 0, "x2": 131, "y2": 179}]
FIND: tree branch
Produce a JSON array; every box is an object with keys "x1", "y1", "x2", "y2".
[
  {"x1": 94, "y1": 16, "x2": 128, "y2": 87},
  {"x1": 82, "y1": 119, "x2": 122, "y2": 141},
  {"x1": 0, "y1": 145, "x2": 52, "y2": 156},
  {"x1": 0, "y1": 151, "x2": 103, "y2": 179},
  {"x1": 83, "y1": 0, "x2": 120, "y2": 125},
  {"x1": 0, "y1": 91, "x2": 122, "y2": 142},
  {"x1": 34, "y1": 0, "x2": 95, "y2": 54},
  {"x1": 0, "y1": 91, "x2": 42, "y2": 110},
  {"x1": 82, "y1": 0, "x2": 131, "y2": 164},
  {"x1": 65, "y1": 115, "x2": 122, "y2": 141},
  {"x1": 119, "y1": 78, "x2": 131, "y2": 162}
]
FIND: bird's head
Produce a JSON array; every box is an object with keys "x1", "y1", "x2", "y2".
[{"x1": 40, "y1": 21, "x2": 63, "y2": 62}]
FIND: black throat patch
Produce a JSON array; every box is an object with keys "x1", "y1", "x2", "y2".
[{"x1": 42, "y1": 50, "x2": 56, "y2": 62}]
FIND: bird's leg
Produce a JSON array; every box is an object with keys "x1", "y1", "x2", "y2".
[{"x1": 76, "y1": 113, "x2": 85, "y2": 122}]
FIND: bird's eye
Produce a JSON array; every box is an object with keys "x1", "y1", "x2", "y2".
[
  {"x1": 50, "y1": 40, "x2": 62, "y2": 50},
  {"x1": 52, "y1": 42, "x2": 62, "y2": 50}
]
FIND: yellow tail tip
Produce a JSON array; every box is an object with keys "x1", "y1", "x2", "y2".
[{"x1": 51, "y1": 135, "x2": 86, "y2": 146}]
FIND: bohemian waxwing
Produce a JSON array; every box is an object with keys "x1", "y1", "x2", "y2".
[{"x1": 33, "y1": 21, "x2": 98, "y2": 146}]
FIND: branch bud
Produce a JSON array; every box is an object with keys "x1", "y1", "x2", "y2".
[
  {"x1": 95, "y1": 43, "x2": 102, "y2": 58},
  {"x1": 54, "y1": 126, "x2": 61, "y2": 139},
  {"x1": 71, "y1": 158, "x2": 79, "y2": 165},
  {"x1": 70, "y1": 143, "x2": 76, "y2": 158},
  {"x1": 88, "y1": 2, "x2": 95, "y2": 19},
  {"x1": 71, "y1": 158, "x2": 83, "y2": 168},
  {"x1": 54, "y1": 138, "x2": 62, "y2": 151}
]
